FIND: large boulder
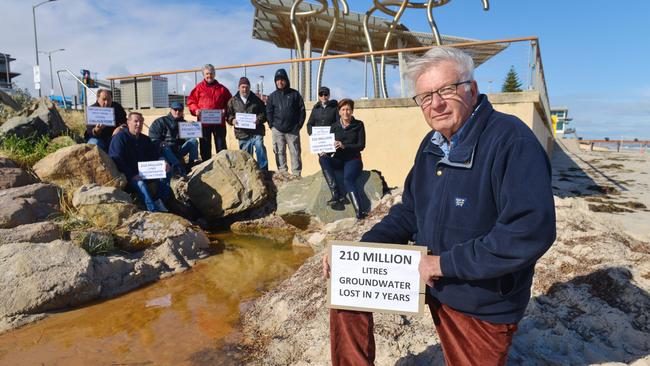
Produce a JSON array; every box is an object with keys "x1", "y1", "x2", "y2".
[
  {"x1": 33, "y1": 144, "x2": 126, "y2": 195},
  {"x1": 0, "y1": 167, "x2": 39, "y2": 189},
  {"x1": 0, "y1": 221, "x2": 61, "y2": 245},
  {"x1": 185, "y1": 150, "x2": 268, "y2": 219},
  {"x1": 78, "y1": 202, "x2": 139, "y2": 230},
  {"x1": 72, "y1": 184, "x2": 132, "y2": 207},
  {"x1": 0, "y1": 240, "x2": 99, "y2": 318},
  {"x1": 0, "y1": 98, "x2": 69, "y2": 138},
  {"x1": 276, "y1": 170, "x2": 386, "y2": 225},
  {"x1": 0, "y1": 183, "x2": 61, "y2": 228}
]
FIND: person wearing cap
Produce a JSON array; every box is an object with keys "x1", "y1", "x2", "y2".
[
  {"x1": 226, "y1": 77, "x2": 268, "y2": 170},
  {"x1": 149, "y1": 101, "x2": 199, "y2": 175},
  {"x1": 187, "y1": 64, "x2": 232, "y2": 161},
  {"x1": 266, "y1": 68, "x2": 306, "y2": 176},
  {"x1": 307, "y1": 86, "x2": 338, "y2": 135}
]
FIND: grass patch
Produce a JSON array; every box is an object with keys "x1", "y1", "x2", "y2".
[
  {"x1": 0, "y1": 133, "x2": 76, "y2": 168},
  {"x1": 77, "y1": 231, "x2": 115, "y2": 255}
]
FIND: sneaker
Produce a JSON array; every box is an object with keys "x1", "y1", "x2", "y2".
[{"x1": 154, "y1": 199, "x2": 169, "y2": 213}]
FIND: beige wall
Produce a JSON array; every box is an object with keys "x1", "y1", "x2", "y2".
[{"x1": 135, "y1": 91, "x2": 553, "y2": 187}]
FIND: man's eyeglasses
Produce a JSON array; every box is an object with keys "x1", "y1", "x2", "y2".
[
  {"x1": 172, "y1": 108, "x2": 184, "y2": 112},
  {"x1": 319, "y1": 93, "x2": 329, "y2": 97},
  {"x1": 412, "y1": 80, "x2": 471, "y2": 107}
]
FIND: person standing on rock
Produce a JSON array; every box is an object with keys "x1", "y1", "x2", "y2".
[
  {"x1": 149, "y1": 101, "x2": 199, "y2": 176},
  {"x1": 226, "y1": 77, "x2": 268, "y2": 171},
  {"x1": 187, "y1": 64, "x2": 232, "y2": 161},
  {"x1": 85, "y1": 88, "x2": 127, "y2": 151},
  {"x1": 318, "y1": 98, "x2": 366, "y2": 219},
  {"x1": 306, "y1": 86, "x2": 338, "y2": 135},
  {"x1": 266, "y1": 68, "x2": 306, "y2": 177},
  {"x1": 109, "y1": 112, "x2": 171, "y2": 212},
  {"x1": 323, "y1": 47, "x2": 556, "y2": 366}
]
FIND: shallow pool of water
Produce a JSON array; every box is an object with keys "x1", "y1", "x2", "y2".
[{"x1": 0, "y1": 233, "x2": 312, "y2": 365}]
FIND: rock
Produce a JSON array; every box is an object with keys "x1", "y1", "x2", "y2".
[
  {"x1": 72, "y1": 184, "x2": 132, "y2": 208},
  {"x1": 230, "y1": 214, "x2": 298, "y2": 243},
  {"x1": 0, "y1": 167, "x2": 39, "y2": 189},
  {"x1": 0, "y1": 240, "x2": 99, "y2": 318},
  {"x1": 0, "y1": 98, "x2": 69, "y2": 139},
  {"x1": 323, "y1": 218, "x2": 358, "y2": 233},
  {"x1": 47, "y1": 135, "x2": 77, "y2": 149},
  {"x1": 0, "y1": 157, "x2": 17, "y2": 169},
  {"x1": 185, "y1": 150, "x2": 268, "y2": 219},
  {"x1": 113, "y1": 211, "x2": 210, "y2": 252},
  {"x1": 276, "y1": 170, "x2": 386, "y2": 225},
  {"x1": 77, "y1": 202, "x2": 138, "y2": 229},
  {"x1": 32, "y1": 144, "x2": 127, "y2": 195},
  {"x1": 0, "y1": 183, "x2": 61, "y2": 229},
  {"x1": 0, "y1": 221, "x2": 60, "y2": 245},
  {"x1": 70, "y1": 230, "x2": 115, "y2": 254}
]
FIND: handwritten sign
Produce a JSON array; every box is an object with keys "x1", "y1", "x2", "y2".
[
  {"x1": 138, "y1": 160, "x2": 167, "y2": 180},
  {"x1": 311, "y1": 126, "x2": 331, "y2": 136},
  {"x1": 178, "y1": 122, "x2": 202, "y2": 139},
  {"x1": 328, "y1": 241, "x2": 426, "y2": 315},
  {"x1": 200, "y1": 109, "x2": 223, "y2": 124},
  {"x1": 235, "y1": 113, "x2": 257, "y2": 129},
  {"x1": 86, "y1": 106, "x2": 115, "y2": 126},
  {"x1": 310, "y1": 133, "x2": 336, "y2": 154}
]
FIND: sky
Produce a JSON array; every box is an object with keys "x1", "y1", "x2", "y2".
[{"x1": 2, "y1": 0, "x2": 649, "y2": 139}]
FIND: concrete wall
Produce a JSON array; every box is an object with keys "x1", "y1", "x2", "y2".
[{"x1": 136, "y1": 91, "x2": 553, "y2": 187}]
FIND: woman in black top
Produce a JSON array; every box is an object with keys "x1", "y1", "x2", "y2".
[{"x1": 319, "y1": 98, "x2": 366, "y2": 219}]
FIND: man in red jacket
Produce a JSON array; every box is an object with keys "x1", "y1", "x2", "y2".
[{"x1": 187, "y1": 64, "x2": 232, "y2": 161}]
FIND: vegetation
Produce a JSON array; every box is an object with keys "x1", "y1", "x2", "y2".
[
  {"x1": 0, "y1": 133, "x2": 76, "y2": 168},
  {"x1": 501, "y1": 66, "x2": 523, "y2": 92},
  {"x1": 0, "y1": 88, "x2": 34, "y2": 123}
]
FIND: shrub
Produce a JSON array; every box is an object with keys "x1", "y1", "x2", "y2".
[{"x1": 0, "y1": 133, "x2": 76, "y2": 168}]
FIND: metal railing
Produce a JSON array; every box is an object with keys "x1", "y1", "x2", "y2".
[{"x1": 56, "y1": 68, "x2": 97, "y2": 110}]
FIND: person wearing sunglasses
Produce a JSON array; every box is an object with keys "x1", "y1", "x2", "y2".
[{"x1": 149, "y1": 101, "x2": 199, "y2": 176}]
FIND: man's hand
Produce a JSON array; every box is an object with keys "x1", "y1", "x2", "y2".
[
  {"x1": 164, "y1": 161, "x2": 171, "y2": 173},
  {"x1": 111, "y1": 125, "x2": 126, "y2": 136},
  {"x1": 418, "y1": 255, "x2": 442, "y2": 287},
  {"x1": 92, "y1": 124, "x2": 104, "y2": 136},
  {"x1": 322, "y1": 254, "x2": 330, "y2": 279},
  {"x1": 131, "y1": 174, "x2": 143, "y2": 181}
]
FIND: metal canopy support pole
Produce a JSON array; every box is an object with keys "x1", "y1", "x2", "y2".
[
  {"x1": 304, "y1": 21, "x2": 312, "y2": 101},
  {"x1": 397, "y1": 38, "x2": 407, "y2": 98},
  {"x1": 134, "y1": 77, "x2": 138, "y2": 109}
]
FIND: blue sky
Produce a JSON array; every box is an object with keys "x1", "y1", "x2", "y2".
[{"x1": 3, "y1": 0, "x2": 649, "y2": 139}]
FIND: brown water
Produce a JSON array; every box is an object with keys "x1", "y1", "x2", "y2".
[{"x1": 0, "y1": 233, "x2": 312, "y2": 366}]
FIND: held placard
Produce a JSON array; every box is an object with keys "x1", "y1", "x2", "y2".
[
  {"x1": 178, "y1": 122, "x2": 203, "y2": 139},
  {"x1": 309, "y1": 133, "x2": 336, "y2": 154},
  {"x1": 137, "y1": 160, "x2": 166, "y2": 180},
  {"x1": 200, "y1": 109, "x2": 223, "y2": 124},
  {"x1": 86, "y1": 106, "x2": 116, "y2": 126},
  {"x1": 234, "y1": 113, "x2": 257, "y2": 129},
  {"x1": 327, "y1": 241, "x2": 426, "y2": 315}
]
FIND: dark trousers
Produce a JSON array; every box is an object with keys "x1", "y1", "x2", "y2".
[
  {"x1": 330, "y1": 297, "x2": 518, "y2": 366},
  {"x1": 200, "y1": 125, "x2": 227, "y2": 161},
  {"x1": 318, "y1": 156, "x2": 362, "y2": 194}
]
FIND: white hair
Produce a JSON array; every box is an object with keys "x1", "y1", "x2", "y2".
[
  {"x1": 406, "y1": 47, "x2": 475, "y2": 89},
  {"x1": 202, "y1": 64, "x2": 215, "y2": 73}
]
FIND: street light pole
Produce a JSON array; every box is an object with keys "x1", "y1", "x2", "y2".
[
  {"x1": 40, "y1": 48, "x2": 65, "y2": 95},
  {"x1": 32, "y1": 0, "x2": 59, "y2": 98}
]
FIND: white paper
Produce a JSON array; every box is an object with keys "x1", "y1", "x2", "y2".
[
  {"x1": 138, "y1": 160, "x2": 167, "y2": 180},
  {"x1": 200, "y1": 109, "x2": 223, "y2": 124},
  {"x1": 311, "y1": 126, "x2": 331, "y2": 136},
  {"x1": 178, "y1": 122, "x2": 203, "y2": 139},
  {"x1": 235, "y1": 113, "x2": 257, "y2": 129},
  {"x1": 330, "y1": 243, "x2": 423, "y2": 314},
  {"x1": 310, "y1": 133, "x2": 336, "y2": 154},
  {"x1": 86, "y1": 106, "x2": 115, "y2": 126}
]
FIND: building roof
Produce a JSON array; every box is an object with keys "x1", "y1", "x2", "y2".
[{"x1": 251, "y1": 0, "x2": 507, "y2": 66}]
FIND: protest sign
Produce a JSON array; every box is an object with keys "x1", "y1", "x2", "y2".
[
  {"x1": 178, "y1": 122, "x2": 202, "y2": 139},
  {"x1": 235, "y1": 113, "x2": 257, "y2": 129},
  {"x1": 86, "y1": 106, "x2": 115, "y2": 126},
  {"x1": 200, "y1": 109, "x2": 223, "y2": 124},
  {"x1": 310, "y1": 133, "x2": 336, "y2": 154},
  {"x1": 137, "y1": 160, "x2": 167, "y2": 180},
  {"x1": 311, "y1": 126, "x2": 331, "y2": 136}
]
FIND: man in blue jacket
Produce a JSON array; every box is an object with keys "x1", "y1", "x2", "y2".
[
  {"x1": 266, "y1": 68, "x2": 306, "y2": 176},
  {"x1": 324, "y1": 47, "x2": 556, "y2": 365}
]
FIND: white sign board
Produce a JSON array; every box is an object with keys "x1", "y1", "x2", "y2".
[
  {"x1": 310, "y1": 133, "x2": 336, "y2": 154},
  {"x1": 328, "y1": 241, "x2": 426, "y2": 315},
  {"x1": 200, "y1": 109, "x2": 222, "y2": 124},
  {"x1": 33, "y1": 65, "x2": 41, "y2": 83},
  {"x1": 311, "y1": 126, "x2": 331, "y2": 136},
  {"x1": 235, "y1": 113, "x2": 257, "y2": 129},
  {"x1": 178, "y1": 122, "x2": 203, "y2": 139},
  {"x1": 138, "y1": 160, "x2": 167, "y2": 180},
  {"x1": 86, "y1": 106, "x2": 115, "y2": 126}
]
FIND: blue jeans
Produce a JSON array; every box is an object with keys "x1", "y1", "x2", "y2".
[
  {"x1": 239, "y1": 135, "x2": 268, "y2": 170},
  {"x1": 87, "y1": 137, "x2": 108, "y2": 152},
  {"x1": 129, "y1": 178, "x2": 171, "y2": 212},
  {"x1": 318, "y1": 156, "x2": 363, "y2": 194},
  {"x1": 161, "y1": 139, "x2": 199, "y2": 171}
]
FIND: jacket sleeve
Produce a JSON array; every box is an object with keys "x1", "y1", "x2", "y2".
[
  {"x1": 108, "y1": 134, "x2": 135, "y2": 180},
  {"x1": 226, "y1": 98, "x2": 235, "y2": 125},
  {"x1": 266, "y1": 95, "x2": 275, "y2": 129},
  {"x1": 306, "y1": 106, "x2": 315, "y2": 135},
  {"x1": 344, "y1": 122, "x2": 366, "y2": 151},
  {"x1": 297, "y1": 95, "x2": 306, "y2": 131},
  {"x1": 148, "y1": 119, "x2": 164, "y2": 145},
  {"x1": 114, "y1": 103, "x2": 127, "y2": 126},
  {"x1": 187, "y1": 86, "x2": 200, "y2": 117},
  {"x1": 439, "y1": 137, "x2": 556, "y2": 281}
]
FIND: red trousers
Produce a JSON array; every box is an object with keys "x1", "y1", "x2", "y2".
[{"x1": 330, "y1": 297, "x2": 518, "y2": 366}]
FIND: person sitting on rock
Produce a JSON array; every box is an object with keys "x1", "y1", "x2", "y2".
[
  {"x1": 85, "y1": 88, "x2": 127, "y2": 151},
  {"x1": 149, "y1": 101, "x2": 199, "y2": 175},
  {"x1": 109, "y1": 112, "x2": 171, "y2": 212},
  {"x1": 319, "y1": 98, "x2": 366, "y2": 219}
]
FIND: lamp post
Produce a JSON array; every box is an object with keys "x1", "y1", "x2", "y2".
[
  {"x1": 32, "y1": 0, "x2": 59, "y2": 97},
  {"x1": 39, "y1": 48, "x2": 64, "y2": 96}
]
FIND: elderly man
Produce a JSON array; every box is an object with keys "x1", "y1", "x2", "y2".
[
  {"x1": 226, "y1": 77, "x2": 268, "y2": 170},
  {"x1": 84, "y1": 88, "x2": 127, "y2": 151},
  {"x1": 187, "y1": 64, "x2": 232, "y2": 161},
  {"x1": 109, "y1": 112, "x2": 170, "y2": 212},
  {"x1": 324, "y1": 47, "x2": 556, "y2": 365},
  {"x1": 266, "y1": 68, "x2": 306, "y2": 176},
  {"x1": 149, "y1": 101, "x2": 199, "y2": 175}
]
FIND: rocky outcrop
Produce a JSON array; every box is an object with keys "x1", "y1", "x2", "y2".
[
  {"x1": 33, "y1": 144, "x2": 126, "y2": 195},
  {"x1": 0, "y1": 221, "x2": 60, "y2": 245},
  {"x1": 0, "y1": 183, "x2": 61, "y2": 228},
  {"x1": 78, "y1": 203, "x2": 138, "y2": 230},
  {"x1": 276, "y1": 170, "x2": 386, "y2": 225},
  {"x1": 72, "y1": 184, "x2": 132, "y2": 207},
  {"x1": 0, "y1": 167, "x2": 39, "y2": 189},
  {"x1": 184, "y1": 150, "x2": 268, "y2": 219},
  {"x1": 0, "y1": 98, "x2": 69, "y2": 139},
  {"x1": 230, "y1": 214, "x2": 298, "y2": 243}
]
